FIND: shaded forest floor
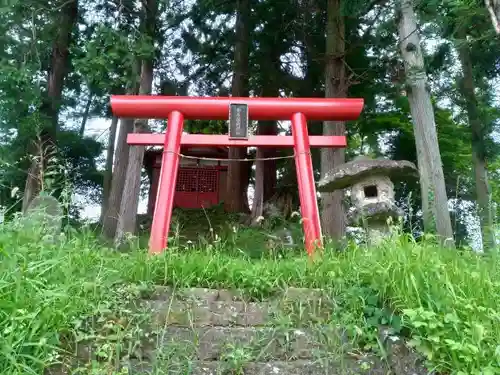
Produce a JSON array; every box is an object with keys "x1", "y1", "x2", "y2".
[{"x1": 1, "y1": 214, "x2": 499, "y2": 374}]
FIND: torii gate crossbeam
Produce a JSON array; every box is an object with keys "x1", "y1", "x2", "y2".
[{"x1": 110, "y1": 96, "x2": 364, "y2": 256}]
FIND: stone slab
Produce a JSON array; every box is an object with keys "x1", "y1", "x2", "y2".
[
  {"x1": 145, "y1": 287, "x2": 330, "y2": 303},
  {"x1": 145, "y1": 287, "x2": 246, "y2": 303},
  {"x1": 140, "y1": 287, "x2": 335, "y2": 328},
  {"x1": 23, "y1": 193, "x2": 63, "y2": 238},
  {"x1": 125, "y1": 358, "x2": 389, "y2": 375},
  {"x1": 145, "y1": 299, "x2": 273, "y2": 327},
  {"x1": 45, "y1": 288, "x2": 428, "y2": 375},
  {"x1": 143, "y1": 326, "x2": 346, "y2": 361},
  {"x1": 282, "y1": 287, "x2": 326, "y2": 301}
]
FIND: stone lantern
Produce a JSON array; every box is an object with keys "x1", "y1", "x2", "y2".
[{"x1": 318, "y1": 156, "x2": 418, "y2": 244}]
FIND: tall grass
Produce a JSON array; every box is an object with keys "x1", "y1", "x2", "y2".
[{"x1": 0, "y1": 220, "x2": 499, "y2": 374}]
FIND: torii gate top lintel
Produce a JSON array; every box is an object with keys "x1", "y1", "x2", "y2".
[
  {"x1": 110, "y1": 95, "x2": 364, "y2": 121},
  {"x1": 110, "y1": 95, "x2": 365, "y2": 257}
]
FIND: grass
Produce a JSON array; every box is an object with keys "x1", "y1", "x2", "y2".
[
  {"x1": 1, "y1": 217, "x2": 500, "y2": 375},
  {"x1": 137, "y1": 204, "x2": 306, "y2": 254}
]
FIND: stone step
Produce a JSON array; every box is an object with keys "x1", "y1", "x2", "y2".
[
  {"x1": 144, "y1": 298, "x2": 273, "y2": 327},
  {"x1": 45, "y1": 285, "x2": 429, "y2": 375},
  {"x1": 48, "y1": 358, "x2": 388, "y2": 375},
  {"x1": 126, "y1": 358, "x2": 388, "y2": 375},
  {"x1": 137, "y1": 326, "x2": 348, "y2": 361},
  {"x1": 142, "y1": 287, "x2": 329, "y2": 303},
  {"x1": 140, "y1": 287, "x2": 335, "y2": 328}
]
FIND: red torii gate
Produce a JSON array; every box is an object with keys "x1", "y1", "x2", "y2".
[{"x1": 110, "y1": 96, "x2": 364, "y2": 256}]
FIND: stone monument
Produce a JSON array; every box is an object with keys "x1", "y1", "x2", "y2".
[
  {"x1": 24, "y1": 193, "x2": 64, "y2": 240},
  {"x1": 318, "y1": 156, "x2": 418, "y2": 244}
]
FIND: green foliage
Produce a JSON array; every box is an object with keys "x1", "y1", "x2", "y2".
[
  {"x1": 363, "y1": 239, "x2": 500, "y2": 372},
  {"x1": 56, "y1": 131, "x2": 104, "y2": 198},
  {"x1": 1, "y1": 220, "x2": 500, "y2": 373},
  {"x1": 74, "y1": 25, "x2": 140, "y2": 94}
]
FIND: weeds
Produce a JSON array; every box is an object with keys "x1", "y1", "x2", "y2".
[{"x1": 0, "y1": 218, "x2": 499, "y2": 374}]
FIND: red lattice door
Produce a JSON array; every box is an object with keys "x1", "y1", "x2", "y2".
[{"x1": 174, "y1": 167, "x2": 219, "y2": 208}]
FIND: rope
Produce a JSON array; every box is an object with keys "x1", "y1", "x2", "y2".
[{"x1": 164, "y1": 150, "x2": 311, "y2": 162}]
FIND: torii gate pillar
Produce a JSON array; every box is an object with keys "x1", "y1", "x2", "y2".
[{"x1": 110, "y1": 96, "x2": 364, "y2": 256}]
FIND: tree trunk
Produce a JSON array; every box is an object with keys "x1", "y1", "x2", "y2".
[
  {"x1": 456, "y1": 38, "x2": 495, "y2": 250},
  {"x1": 114, "y1": 0, "x2": 157, "y2": 246},
  {"x1": 251, "y1": 88, "x2": 278, "y2": 222},
  {"x1": 321, "y1": 0, "x2": 347, "y2": 242},
  {"x1": 101, "y1": 70, "x2": 139, "y2": 237},
  {"x1": 22, "y1": 0, "x2": 78, "y2": 212},
  {"x1": 100, "y1": 116, "x2": 119, "y2": 223},
  {"x1": 79, "y1": 93, "x2": 93, "y2": 137},
  {"x1": 225, "y1": 0, "x2": 251, "y2": 214},
  {"x1": 101, "y1": 46, "x2": 141, "y2": 237},
  {"x1": 101, "y1": 115, "x2": 135, "y2": 237},
  {"x1": 251, "y1": 149, "x2": 265, "y2": 222},
  {"x1": 485, "y1": 0, "x2": 500, "y2": 34},
  {"x1": 397, "y1": 0, "x2": 455, "y2": 246}
]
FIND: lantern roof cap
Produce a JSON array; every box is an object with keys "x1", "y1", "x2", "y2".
[{"x1": 318, "y1": 155, "x2": 418, "y2": 191}]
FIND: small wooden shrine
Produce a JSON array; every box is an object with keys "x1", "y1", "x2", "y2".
[{"x1": 144, "y1": 146, "x2": 229, "y2": 213}]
